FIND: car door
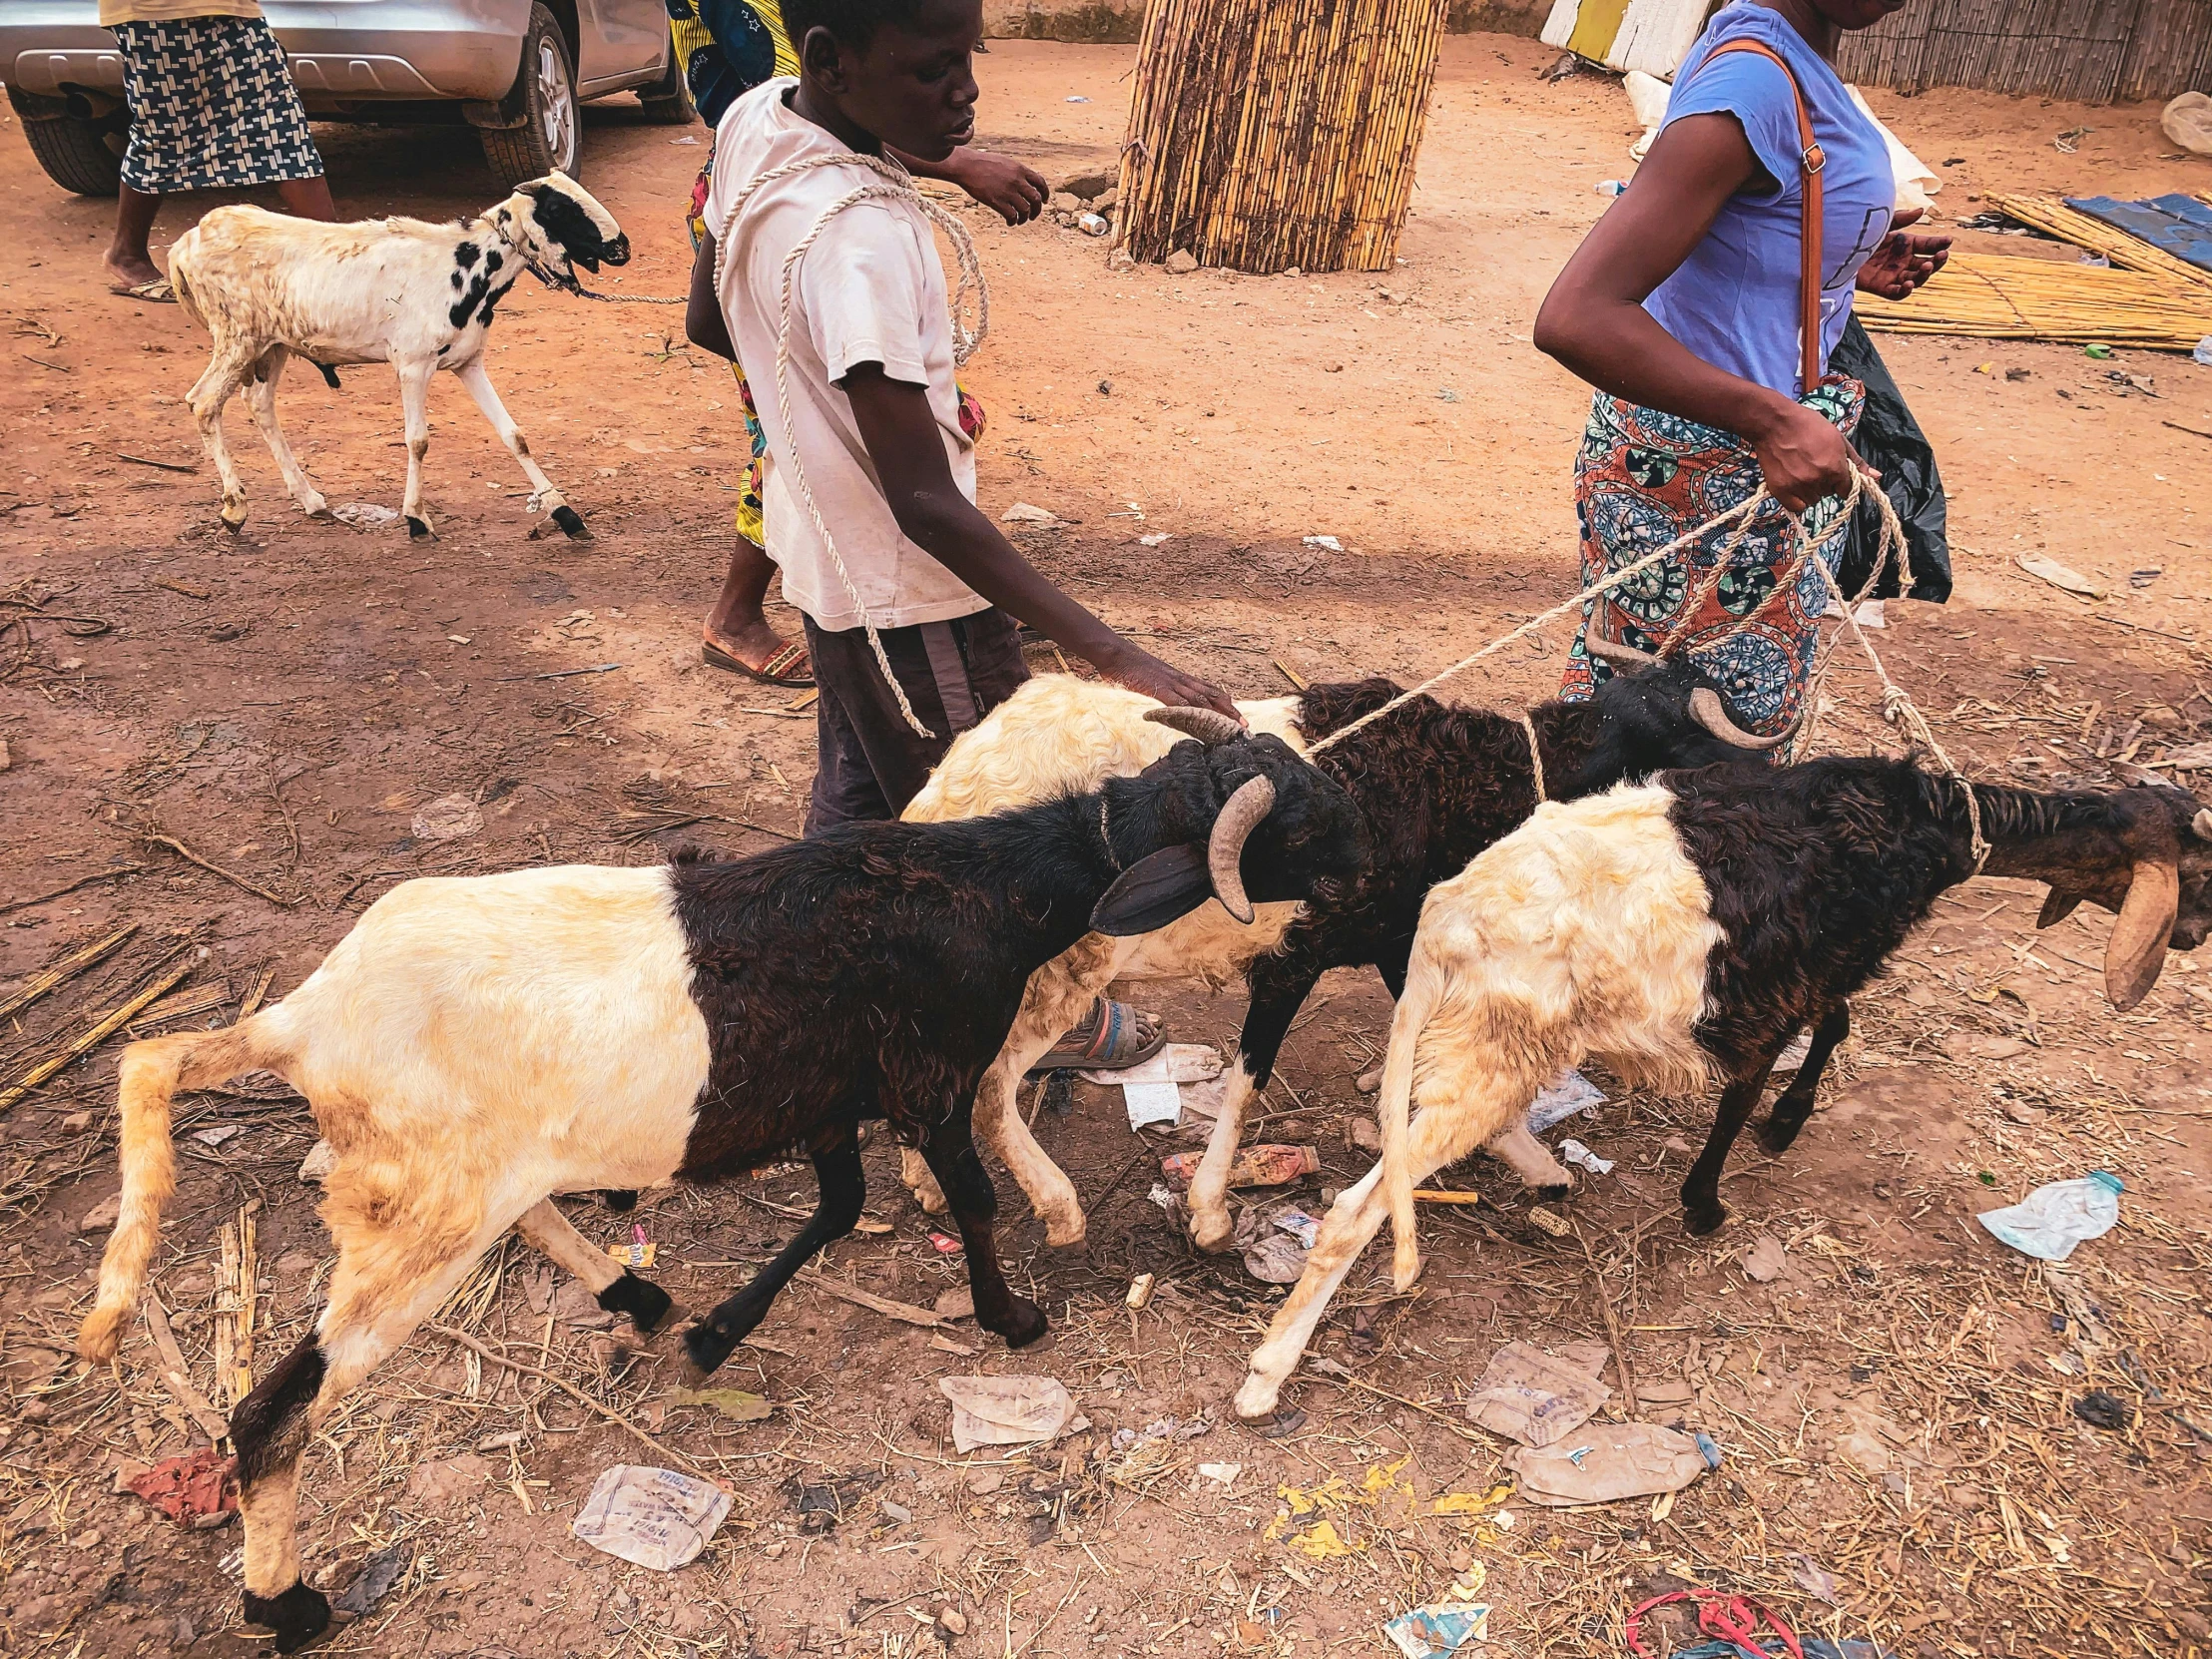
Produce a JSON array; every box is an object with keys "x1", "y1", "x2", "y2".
[{"x1": 574, "y1": 0, "x2": 666, "y2": 93}]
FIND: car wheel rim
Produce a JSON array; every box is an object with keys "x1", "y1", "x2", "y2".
[{"x1": 538, "y1": 38, "x2": 575, "y2": 170}]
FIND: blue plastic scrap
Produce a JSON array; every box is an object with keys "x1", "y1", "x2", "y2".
[{"x1": 2063, "y1": 194, "x2": 2212, "y2": 275}]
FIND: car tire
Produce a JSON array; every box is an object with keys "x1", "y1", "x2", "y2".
[
  {"x1": 636, "y1": 42, "x2": 697, "y2": 126},
  {"x1": 479, "y1": 3, "x2": 581, "y2": 187},
  {"x1": 8, "y1": 87, "x2": 128, "y2": 197}
]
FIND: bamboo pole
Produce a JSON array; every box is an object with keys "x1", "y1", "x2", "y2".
[
  {"x1": 0, "y1": 924, "x2": 138, "y2": 1023},
  {"x1": 0, "y1": 951, "x2": 200, "y2": 1116},
  {"x1": 1859, "y1": 253, "x2": 2212, "y2": 349}
]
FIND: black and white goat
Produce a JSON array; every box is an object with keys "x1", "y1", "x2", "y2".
[
  {"x1": 896, "y1": 647, "x2": 1787, "y2": 1251},
  {"x1": 78, "y1": 729, "x2": 1365, "y2": 1651},
  {"x1": 1233, "y1": 761, "x2": 2212, "y2": 1418},
  {"x1": 169, "y1": 172, "x2": 626, "y2": 539}
]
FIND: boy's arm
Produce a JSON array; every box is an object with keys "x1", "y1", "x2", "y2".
[
  {"x1": 892, "y1": 146, "x2": 1047, "y2": 225},
  {"x1": 842, "y1": 363, "x2": 1236, "y2": 718},
  {"x1": 687, "y1": 232, "x2": 736, "y2": 361}
]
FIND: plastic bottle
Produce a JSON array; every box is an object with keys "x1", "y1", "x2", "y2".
[
  {"x1": 1975, "y1": 1170, "x2": 2123, "y2": 1262},
  {"x1": 1594, "y1": 179, "x2": 1629, "y2": 197},
  {"x1": 1160, "y1": 1144, "x2": 1320, "y2": 1189}
]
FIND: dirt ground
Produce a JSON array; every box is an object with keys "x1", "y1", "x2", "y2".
[{"x1": 5, "y1": 33, "x2": 2212, "y2": 1659}]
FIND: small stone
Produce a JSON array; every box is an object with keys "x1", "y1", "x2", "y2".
[
  {"x1": 933, "y1": 1287, "x2": 975, "y2": 1321},
  {"x1": 61, "y1": 1111, "x2": 92, "y2": 1132},
  {"x1": 1355, "y1": 1067, "x2": 1382, "y2": 1094},
  {"x1": 1049, "y1": 192, "x2": 1081, "y2": 214},
  {"x1": 79, "y1": 1193, "x2": 122, "y2": 1233},
  {"x1": 1056, "y1": 170, "x2": 1114, "y2": 200},
  {"x1": 1164, "y1": 250, "x2": 1198, "y2": 276},
  {"x1": 171, "y1": 1615, "x2": 197, "y2": 1649},
  {"x1": 72, "y1": 1529, "x2": 102, "y2": 1549},
  {"x1": 965, "y1": 1468, "x2": 1003, "y2": 1496},
  {"x1": 1348, "y1": 1117, "x2": 1382, "y2": 1154},
  {"x1": 2000, "y1": 1099, "x2": 2045, "y2": 1125},
  {"x1": 297, "y1": 1140, "x2": 337, "y2": 1184},
  {"x1": 936, "y1": 1606, "x2": 969, "y2": 1637}
]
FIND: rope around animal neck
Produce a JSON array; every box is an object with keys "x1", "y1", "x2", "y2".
[
  {"x1": 715, "y1": 151, "x2": 990, "y2": 738},
  {"x1": 1518, "y1": 712, "x2": 1547, "y2": 804}
]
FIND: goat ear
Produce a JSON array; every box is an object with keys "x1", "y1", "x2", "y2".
[
  {"x1": 2104, "y1": 859, "x2": 2179, "y2": 1010},
  {"x1": 1090, "y1": 844, "x2": 1213, "y2": 936},
  {"x1": 2036, "y1": 889, "x2": 2083, "y2": 929}
]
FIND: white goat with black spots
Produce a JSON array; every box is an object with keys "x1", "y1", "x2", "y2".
[{"x1": 168, "y1": 172, "x2": 626, "y2": 540}]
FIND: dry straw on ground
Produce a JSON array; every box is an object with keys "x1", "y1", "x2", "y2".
[{"x1": 1116, "y1": 0, "x2": 1448, "y2": 275}]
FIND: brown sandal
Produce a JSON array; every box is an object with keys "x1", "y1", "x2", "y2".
[
  {"x1": 703, "y1": 637, "x2": 814, "y2": 688},
  {"x1": 1029, "y1": 997, "x2": 1168, "y2": 1075}
]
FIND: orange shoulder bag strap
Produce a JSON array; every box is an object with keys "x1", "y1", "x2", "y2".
[{"x1": 1698, "y1": 37, "x2": 1826, "y2": 395}]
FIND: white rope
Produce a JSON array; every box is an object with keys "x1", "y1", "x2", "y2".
[
  {"x1": 713, "y1": 151, "x2": 990, "y2": 737},
  {"x1": 1518, "y1": 712, "x2": 1547, "y2": 804}
]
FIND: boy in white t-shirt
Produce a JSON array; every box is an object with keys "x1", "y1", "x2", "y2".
[{"x1": 685, "y1": 0, "x2": 1234, "y2": 842}]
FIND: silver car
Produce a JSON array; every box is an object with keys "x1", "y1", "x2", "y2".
[{"x1": 2, "y1": 0, "x2": 692, "y2": 195}]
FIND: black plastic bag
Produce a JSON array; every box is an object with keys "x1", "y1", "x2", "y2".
[{"x1": 1832, "y1": 315, "x2": 1951, "y2": 603}]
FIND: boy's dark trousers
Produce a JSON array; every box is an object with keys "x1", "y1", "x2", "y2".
[{"x1": 801, "y1": 608, "x2": 1029, "y2": 834}]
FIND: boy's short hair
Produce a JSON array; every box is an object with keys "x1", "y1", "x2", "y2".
[{"x1": 779, "y1": 0, "x2": 932, "y2": 53}]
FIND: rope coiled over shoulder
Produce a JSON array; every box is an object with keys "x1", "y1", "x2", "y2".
[{"x1": 713, "y1": 151, "x2": 990, "y2": 738}]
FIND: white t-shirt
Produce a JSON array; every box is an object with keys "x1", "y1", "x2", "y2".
[{"x1": 704, "y1": 80, "x2": 985, "y2": 633}]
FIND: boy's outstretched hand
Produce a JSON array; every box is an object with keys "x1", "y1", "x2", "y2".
[
  {"x1": 1094, "y1": 646, "x2": 1241, "y2": 721},
  {"x1": 901, "y1": 147, "x2": 1048, "y2": 225}
]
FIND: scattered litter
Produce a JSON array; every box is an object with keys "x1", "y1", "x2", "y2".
[
  {"x1": 332, "y1": 1543, "x2": 408, "y2": 1616},
  {"x1": 607, "y1": 1225, "x2": 654, "y2": 1270},
  {"x1": 1436, "y1": 387, "x2": 1459, "y2": 401},
  {"x1": 1125, "y1": 1273, "x2": 1156, "y2": 1310},
  {"x1": 1066, "y1": 95, "x2": 1089, "y2": 103},
  {"x1": 1160, "y1": 1144, "x2": 1318, "y2": 1189},
  {"x1": 2085, "y1": 343, "x2": 2115, "y2": 359},
  {"x1": 1504, "y1": 1421, "x2": 1716, "y2": 1506},
  {"x1": 1177, "y1": 1069, "x2": 1235, "y2": 1123},
  {"x1": 1595, "y1": 179, "x2": 1628, "y2": 196},
  {"x1": 1976, "y1": 1170, "x2": 2122, "y2": 1261},
  {"x1": 2073, "y1": 1389, "x2": 2133, "y2": 1431},
  {"x1": 1000, "y1": 502, "x2": 1059, "y2": 524},
  {"x1": 2196, "y1": 336, "x2": 2212, "y2": 366},
  {"x1": 1198, "y1": 1461, "x2": 1242, "y2": 1485},
  {"x1": 297, "y1": 1139, "x2": 336, "y2": 1184},
  {"x1": 1302, "y1": 534, "x2": 1343, "y2": 551},
  {"x1": 1243, "y1": 1231, "x2": 1312, "y2": 1284},
  {"x1": 670, "y1": 135, "x2": 698, "y2": 145},
  {"x1": 124, "y1": 1448, "x2": 238, "y2": 1526},
  {"x1": 1557, "y1": 1138, "x2": 1612, "y2": 1176},
  {"x1": 1628, "y1": 1589, "x2": 1817, "y2": 1659},
  {"x1": 331, "y1": 502, "x2": 401, "y2": 529},
  {"x1": 1525, "y1": 1205, "x2": 1571, "y2": 1239},
  {"x1": 927, "y1": 1231, "x2": 963, "y2": 1255},
  {"x1": 939, "y1": 1376, "x2": 1078, "y2": 1451},
  {"x1": 1110, "y1": 1412, "x2": 1213, "y2": 1453},
  {"x1": 1147, "y1": 1182, "x2": 1177, "y2": 1212},
  {"x1": 1122, "y1": 1079, "x2": 1182, "y2": 1128},
  {"x1": 191, "y1": 1124, "x2": 240, "y2": 1149},
  {"x1": 1463, "y1": 1340, "x2": 1611, "y2": 1446},
  {"x1": 2054, "y1": 126, "x2": 2090, "y2": 153},
  {"x1": 672, "y1": 1387, "x2": 771, "y2": 1422},
  {"x1": 1741, "y1": 1233, "x2": 1788, "y2": 1283},
  {"x1": 1526, "y1": 1067, "x2": 1605, "y2": 1133},
  {"x1": 1273, "y1": 1208, "x2": 1321, "y2": 1249},
  {"x1": 572, "y1": 1465, "x2": 732, "y2": 1570},
  {"x1": 1079, "y1": 1043, "x2": 1223, "y2": 1087},
  {"x1": 411, "y1": 794, "x2": 483, "y2": 841},
  {"x1": 2165, "y1": 91, "x2": 2212, "y2": 157},
  {"x1": 2015, "y1": 553, "x2": 2105, "y2": 599},
  {"x1": 1382, "y1": 1602, "x2": 1490, "y2": 1657},
  {"x1": 1138, "y1": 531, "x2": 1171, "y2": 546},
  {"x1": 1078, "y1": 213, "x2": 1109, "y2": 237}
]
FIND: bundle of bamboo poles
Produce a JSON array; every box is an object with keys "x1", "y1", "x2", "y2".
[
  {"x1": 1116, "y1": 0, "x2": 1449, "y2": 275},
  {"x1": 1859, "y1": 252, "x2": 2212, "y2": 349},
  {"x1": 1983, "y1": 192, "x2": 2212, "y2": 292}
]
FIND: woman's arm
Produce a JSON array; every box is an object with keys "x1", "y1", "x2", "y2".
[{"x1": 1532, "y1": 111, "x2": 1855, "y2": 512}]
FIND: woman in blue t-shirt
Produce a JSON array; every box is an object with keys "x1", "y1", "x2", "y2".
[{"x1": 1534, "y1": 0, "x2": 1947, "y2": 740}]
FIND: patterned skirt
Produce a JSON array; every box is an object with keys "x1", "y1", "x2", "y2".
[
  {"x1": 111, "y1": 16, "x2": 322, "y2": 194},
  {"x1": 1559, "y1": 380, "x2": 1864, "y2": 741},
  {"x1": 686, "y1": 156, "x2": 984, "y2": 550}
]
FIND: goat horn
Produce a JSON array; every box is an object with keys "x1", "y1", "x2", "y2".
[
  {"x1": 1146, "y1": 707, "x2": 1245, "y2": 746},
  {"x1": 1207, "y1": 775, "x2": 1276, "y2": 925},
  {"x1": 2195, "y1": 808, "x2": 2212, "y2": 841},
  {"x1": 1584, "y1": 637, "x2": 1660, "y2": 670},
  {"x1": 1689, "y1": 688, "x2": 1796, "y2": 752},
  {"x1": 2105, "y1": 858, "x2": 2180, "y2": 1011}
]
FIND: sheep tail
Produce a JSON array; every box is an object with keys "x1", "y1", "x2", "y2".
[
  {"x1": 1376, "y1": 962, "x2": 1437, "y2": 1295},
  {"x1": 78, "y1": 1018, "x2": 283, "y2": 1364}
]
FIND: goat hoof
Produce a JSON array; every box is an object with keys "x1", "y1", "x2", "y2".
[
  {"x1": 551, "y1": 504, "x2": 591, "y2": 540},
  {"x1": 1683, "y1": 1205, "x2": 1728, "y2": 1238},
  {"x1": 1042, "y1": 1213, "x2": 1087, "y2": 1249},
  {"x1": 596, "y1": 1269, "x2": 673, "y2": 1336},
  {"x1": 406, "y1": 516, "x2": 433, "y2": 540},
  {"x1": 1758, "y1": 1114, "x2": 1808, "y2": 1155},
  {"x1": 679, "y1": 1319, "x2": 742, "y2": 1382},
  {"x1": 994, "y1": 1298, "x2": 1049, "y2": 1350},
  {"x1": 600, "y1": 1189, "x2": 639, "y2": 1212},
  {"x1": 1533, "y1": 1182, "x2": 1571, "y2": 1204},
  {"x1": 245, "y1": 1582, "x2": 331, "y2": 1652},
  {"x1": 1231, "y1": 1377, "x2": 1284, "y2": 1422},
  {"x1": 220, "y1": 510, "x2": 247, "y2": 536},
  {"x1": 1188, "y1": 1210, "x2": 1235, "y2": 1253}
]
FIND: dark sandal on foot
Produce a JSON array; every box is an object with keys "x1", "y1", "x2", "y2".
[
  {"x1": 1030, "y1": 997, "x2": 1168, "y2": 1074},
  {"x1": 703, "y1": 637, "x2": 814, "y2": 688}
]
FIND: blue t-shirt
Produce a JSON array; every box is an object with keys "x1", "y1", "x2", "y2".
[{"x1": 1642, "y1": 4, "x2": 1894, "y2": 398}]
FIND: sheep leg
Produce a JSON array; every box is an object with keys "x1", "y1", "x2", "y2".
[
  {"x1": 1759, "y1": 1001, "x2": 1848, "y2": 1154},
  {"x1": 242, "y1": 346, "x2": 330, "y2": 519},
  {"x1": 1189, "y1": 954, "x2": 1322, "y2": 1252},
  {"x1": 395, "y1": 356, "x2": 435, "y2": 539},
  {"x1": 233, "y1": 1209, "x2": 517, "y2": 1650},
  {"x1": 1680, "y1": 1059, "x2": 1779, "y2": 1236},
  {"x1": 186, "y1": 340, "x2": 259, "y2": 533},
  {"x1": 453, "y1": 358, "x2": 588, "y2": 539},
  {"x1": 513, "y1": 1198, "x2": 672, "y2": 1335},
  {"x1": 918, "y1": 1099, "x2": 1047, "y2": 1349},
  {"x1": 682, "y1": 1136, "x2": 863, "y2": 1381},
  {"x1": 1482, "y1": 1120, "x2": 1573, "y2": 1200},
  {"x1": 1233, "y1": 1091, "x2": 1495, "y2": 1421}
]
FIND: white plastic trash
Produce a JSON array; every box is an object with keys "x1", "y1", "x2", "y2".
[
  {"x1": 2194, "y1": 336, "x2": 2212, "y2": 367},
  {"x1": 571, "y1": 1465, "x2": 731, "y2": 1570},
  {"x1": 1976, "y1": 1171, "x2": 2123, "y2": 1263},
  {"x1": 1527, "y1": 1068, "x2": 1606, "y2": 1134}
]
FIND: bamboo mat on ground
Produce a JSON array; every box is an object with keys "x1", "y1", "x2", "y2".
[
  {"x1": 1983, "y1": 192, "x2": 2212, "y2": 292},
  {"x1": 1858, "y1": 251, "x2": 2212, "y2": 348}
]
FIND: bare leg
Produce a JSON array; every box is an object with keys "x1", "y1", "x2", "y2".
[
  {"x1": 683, "y1": 1137, "x2": 862, "y2": 1380},
  {"x1": 187, "y1": 342, "x2": 260, "y2": 532},
  {"x1": 453, "y1": 358, "x2": 587, "y2": 538},
  {"x1": 275, "y1": 175, "x2": 337, "y2": 222},
  {"x1": 1759, "y1": 1001, "x2": 1848, "y2": 1154},
  {"x1": 395, "y1": 358, "x2": 435, "y2": 538},
  {"x1": 706, "y1": 536, "x2": 811, "y2": 672},
  {"x1": 243, "y1": 347, "x2": 330, "y2": 519},
  {"x1": 1681, "y1": 1056, "x2": 1780, "y2": 1236},
  {"x1": 512, "y1": 1198, "x2": 671, "y2": 1334},
  {"x1": 107, "y1": 185, "x2": 165, "y2": 290}
]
